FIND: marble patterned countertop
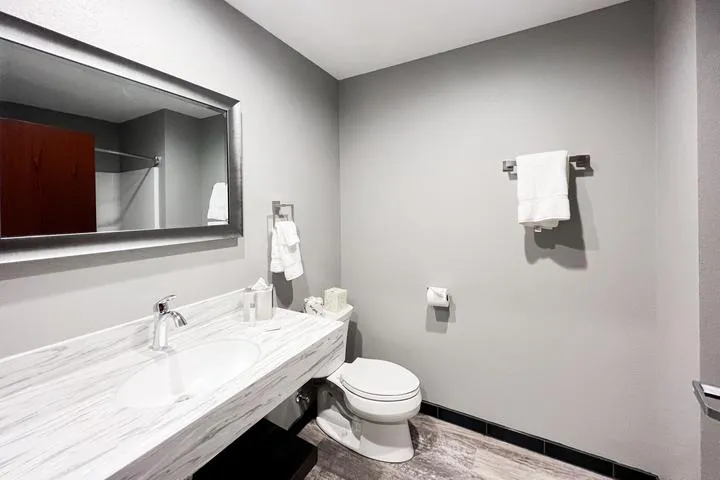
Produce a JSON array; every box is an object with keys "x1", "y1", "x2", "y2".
[{"x1": 0, "y1": 290, "x2": 345, "y2": 480}]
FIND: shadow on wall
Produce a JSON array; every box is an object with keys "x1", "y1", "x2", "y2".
[
  {"x1": 523, "y1": 167, "x2": 597, "y2": 269},
  {"x1": 425, "y1": 296, "x2": 456, "y2": 334},
  {"x1": 347, "y1": 314, "x2": 363, "y2": 362},
  {"x1": 272, "y1": 272, "x2": 310, "y2": 310}
]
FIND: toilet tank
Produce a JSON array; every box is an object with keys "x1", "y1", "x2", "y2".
[{"x1": 314, "y1": 304, "x2": 353, "y2": 378}]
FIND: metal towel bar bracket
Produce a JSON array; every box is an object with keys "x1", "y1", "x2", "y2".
[{"x1": 272, "y1": 200, "x2": 295, "y2": 228}]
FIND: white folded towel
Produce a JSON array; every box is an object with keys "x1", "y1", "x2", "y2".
[
  {"x1": 516, "y1": 150, "x2": 570, "y2": 230},
  {"x1": 207, "y1": 182, "x2": 228, "y2": 223},
  {"x1": 270, "y1": 220, "x2": 304, "y2": 281},
  {"x1": 270, "y1": 232, "x2": 284, "y2": 274}
]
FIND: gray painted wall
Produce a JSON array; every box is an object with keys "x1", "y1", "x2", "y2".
[
  {"x1": 654, "y1": 1, "x2": 700, "y2": 478},
  {"x1": 339, "y1": 1, "x2": 666, "y2": 474},
  {"x1": 0, "y1": 0, "x2": 340, "y2": 355},
  {"x1": 697, "y1": 0, "x2": 720, "y2": 477},
  {"x1": 119, "y1": 111, "x2": 165, "y2": 230},
  {"x1": 163, "y1": 110, "x2": 203, "y2": 228}
]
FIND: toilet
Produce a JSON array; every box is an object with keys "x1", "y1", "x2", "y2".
[{"x1": 313, "y1": 305, "x2": 421, "y2": 463}]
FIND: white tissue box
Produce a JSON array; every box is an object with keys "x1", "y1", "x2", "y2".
[{"x1": 324, "y1": 287, "x2": 347, "y2": 313}]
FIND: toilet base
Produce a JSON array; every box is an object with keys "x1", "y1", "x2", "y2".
[{"x1": 316, "y1": 384, "x2": 415, "y2": 463}]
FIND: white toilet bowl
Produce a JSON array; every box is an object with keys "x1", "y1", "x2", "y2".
[{"x1": 314, "y1": 306, "x2": 421, "y2": 463}]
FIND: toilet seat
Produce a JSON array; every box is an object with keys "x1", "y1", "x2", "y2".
[
  {"x1": 341, "y1": 384, "x2": 421, "y2": 424},
  {"x1": 339, "y1": 358, "x2": 420, "y2": 402}
]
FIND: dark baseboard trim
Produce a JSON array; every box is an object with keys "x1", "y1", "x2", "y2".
[{"x1": 420, "y1": 401, "x2": 658, "y2": 480}]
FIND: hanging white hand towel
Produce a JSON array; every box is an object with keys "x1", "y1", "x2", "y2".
[
  {"x1": 270, "y1": 229, "x2": 284, "y2": 274},
  {"x1": 207, "y1": 182, "x2": 228, "y2": 224},
  {"x1": 273, "y1": 220, "x2": 304, "y2": 281},
  {"x1": 516, "y1": 150, "x2": 570, "y2": 230}
]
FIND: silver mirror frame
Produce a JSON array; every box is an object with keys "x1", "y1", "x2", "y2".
[{"x1": 0, "y1": 13, "x2": 243, "y2": 264}]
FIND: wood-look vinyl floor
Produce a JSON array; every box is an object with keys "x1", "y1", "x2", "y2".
[{"x1": 298, "y1": 414, "x2": 608, "y2": 480}]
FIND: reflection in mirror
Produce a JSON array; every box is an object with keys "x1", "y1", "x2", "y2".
[{"x1": 0, "y1": 37, "x2": 229, "y2": 238}]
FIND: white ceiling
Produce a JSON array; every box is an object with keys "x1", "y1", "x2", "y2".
[
  {"x1": 0, "y1": 39, "x2": 220, "y2": 123},
  {"x1": 226, "y1": 0, "x2": 629, "y2": 79}
]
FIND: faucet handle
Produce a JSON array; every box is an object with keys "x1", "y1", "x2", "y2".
[{"x1": 154, "y1": 294, "x2": 177, "y2": 314}]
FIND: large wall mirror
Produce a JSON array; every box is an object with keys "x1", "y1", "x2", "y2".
[{"x1": 0, "y1": 13, "x2": 242, "y2": 263}]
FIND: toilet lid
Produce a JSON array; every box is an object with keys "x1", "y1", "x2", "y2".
[{"x1": 340, "y1": 358, "x2": 420, "y2": 401}]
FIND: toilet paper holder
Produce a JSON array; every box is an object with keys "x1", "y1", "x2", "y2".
[{"x1": 426, "y1": 287, "x2": 450, "y2": 308}]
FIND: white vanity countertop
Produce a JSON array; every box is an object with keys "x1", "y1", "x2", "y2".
[{"x1": 0, "y1": 299, "x2": 345, "y2": 480}]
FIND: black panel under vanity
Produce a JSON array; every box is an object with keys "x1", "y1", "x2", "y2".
[
  {"x1": 193, "y1": 419, "x2": 317, "y2": 480},
  {"x1": 421, "y1": 401, "x2": 658, "y2": 480}
]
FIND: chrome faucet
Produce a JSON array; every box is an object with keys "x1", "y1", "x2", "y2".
[{"x1": 151, "y1": 294, "x2": 188, "y2": 351}]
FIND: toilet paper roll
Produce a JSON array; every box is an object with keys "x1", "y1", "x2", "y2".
[{"x1": 426, "y1": 287, "x2": 450, "y2": 308}]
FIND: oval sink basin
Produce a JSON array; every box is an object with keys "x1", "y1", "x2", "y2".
[{"x1": 117, "y1": 339, "x2": 260, "y2": 408}]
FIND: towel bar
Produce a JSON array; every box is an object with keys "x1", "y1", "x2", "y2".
[{"x1": 502, "y1": 154, "x2": 590, "y2": 174}]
